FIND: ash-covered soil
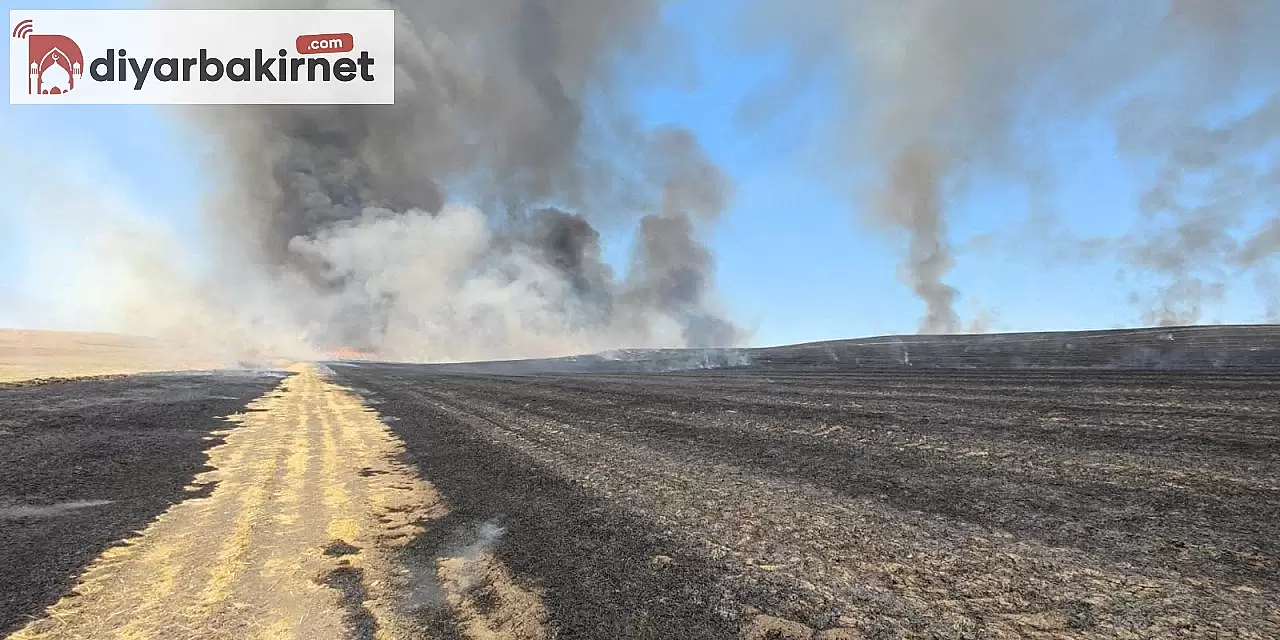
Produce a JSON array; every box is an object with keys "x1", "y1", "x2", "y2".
[
  {"x1": 0, "y1": 371, "x2": 283, "y2": 634},
  {"x1": 3, "y1": 325, "x2": 1277, "y2": 639},
  {"x1": 387, "y1": 324, "x2": 1280, "y2": 376},
  {"x1": 334, "y1": 363, "x2": 1280, "y2": 639}
]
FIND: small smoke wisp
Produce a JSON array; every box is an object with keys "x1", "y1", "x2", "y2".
[{"x1": 738, "y1": 0, "x2": 1280, "y2": 328}]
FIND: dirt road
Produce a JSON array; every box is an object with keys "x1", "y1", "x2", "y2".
[
  {"x1": 0, "y1": 370, "x2": 279, "y2": 633},
  {"x1": 3, "y1": 361, "x2": 1278, "y2": 639},
  {"x1": 3, "y1": 366, "x2": 550, "y2": 639}
]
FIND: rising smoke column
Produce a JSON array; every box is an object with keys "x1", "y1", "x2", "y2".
[
  {"x1": 736, "y1": 0, "x2": 1077, "y2": 334},
  {"x1": 166, "y1": 0, "x2": 741, "y2": 360},
  {"x1": 739, "y1": 0, "x2": 1280, "y2": 329},
  {"x1": 624, "y1": 126, "x2": 738, "y2": 347},
  {"x1": 880, "y1": 144, "x2": 957, "y2": 333}
]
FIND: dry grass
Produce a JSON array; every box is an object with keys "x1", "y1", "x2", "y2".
[
  {"x1": 0, "y1": 329, "x2": 230, "y2": 383},
  {"x1": 9, "y1": 366, "x2": 447, "y2": 639}
]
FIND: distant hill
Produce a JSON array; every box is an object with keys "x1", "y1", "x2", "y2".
[
  {"x1": 338, "y1": 325, "x2": 1280, "y2": 375},
  {"x1": 751, "y1": 324, "x2": 1280, "y2": 371}
]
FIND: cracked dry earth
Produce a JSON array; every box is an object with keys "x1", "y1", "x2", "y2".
[{"x1": 3, "y1": 363, "x2": 1278, "y2": 639}]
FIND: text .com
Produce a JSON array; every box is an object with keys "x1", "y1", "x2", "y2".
[{"x1": 296, "y1": 32, "x2": 353, "y2": 55}]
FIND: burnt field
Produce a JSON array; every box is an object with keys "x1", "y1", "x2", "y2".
[
  {"x1": 333, "y1": 358, "x2": 1280, "y2": 638},
  {"x1": 1, "y1": 325, "x2": 1277, "y2": 639},
  {"x1": 400, "y1": 325, "x2": 1280, "y2": 375}
]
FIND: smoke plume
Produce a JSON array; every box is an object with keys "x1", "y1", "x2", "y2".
[
  {"x1": 739, "y1": 0, "x2": 1280, "y2": 328},
  {"x1": 14, "y1": 1, "x2": 1278, "y2": 354},
  {"x1": 160, "y1": 0, "x2": 741, "y2": 361}
]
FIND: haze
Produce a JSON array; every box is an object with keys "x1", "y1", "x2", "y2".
[{"x1": 2, "y1": 0, "x2": 1277, "y2": 365}]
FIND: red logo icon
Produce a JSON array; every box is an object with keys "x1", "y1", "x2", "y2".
[{"x1": 12, "y1": 19, "x2": 85, "y2": 95}]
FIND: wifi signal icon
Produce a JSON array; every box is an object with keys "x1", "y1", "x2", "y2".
[{"x1": 12, "y1": 19, "x2": 33, "y2": 39}]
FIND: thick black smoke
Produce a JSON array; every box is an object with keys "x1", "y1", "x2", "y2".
[
  {"x1": 168, "y1": 0, "x2": 742, "y2": 359},
  {"x1": 526, "y1": 207, "x2": 615, "y2": 327},
  {"x1": 47, "y1": 0, "x2": 1276, "y2": 356},
  {"x1": 625, "y1": 126, "x2": 737, "y2": 346}
]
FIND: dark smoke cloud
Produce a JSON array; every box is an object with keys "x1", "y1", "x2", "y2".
[
  {"x1": 625, "y1": 126, "x2": 736, "y2": 346},
  {"x1": 737, "y1": 0, "x2": 1280, "y2": 329},
  {"x1": 162, "y1": 0, "x2": 742, "y2": 359},
  {"x1": 35, "y1": 0, "x2": 1278, "y2": 356},
  {"x1": 629, "y1": 214, "x2": 735, "y2": 347},
  {"x1": 528, "y1": 208, "x2": 614, "y2": 298},
  {"x1": 526, "y1": 207, "x2": 615, "y2": 327}
]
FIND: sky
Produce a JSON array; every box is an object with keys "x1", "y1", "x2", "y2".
[{"x1": 1, "y1": 0, "x2": 1275, "y2": 349}]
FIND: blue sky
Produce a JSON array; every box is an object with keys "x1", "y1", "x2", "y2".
[{"x1": 2, "y1": 0, "x2": 1273, "y2": 347}]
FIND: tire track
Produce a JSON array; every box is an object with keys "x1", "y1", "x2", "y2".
[{"x1": 8, "y1": 365, "x2": 459, "y2": 640}]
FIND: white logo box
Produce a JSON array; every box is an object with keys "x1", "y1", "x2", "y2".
[{"x1": 10, "y1": 9, "x2": 395, "y2": 104}]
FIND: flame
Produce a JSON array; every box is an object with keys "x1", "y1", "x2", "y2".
[{"x1": 325, "y1": 347, "x2": 381, "y2": 361}]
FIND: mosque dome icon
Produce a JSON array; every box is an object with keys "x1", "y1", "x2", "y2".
[
  {"x1": 23, "y1": 32, "x2": 85, "y2": 96},
  {"x1": 39, "y1": 50, "x2": 75, "y2": 94}
]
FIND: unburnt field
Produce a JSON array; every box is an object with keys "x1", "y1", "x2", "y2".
[{"x1": 0, "y1": 330, "x2": 232, "y2": 383}]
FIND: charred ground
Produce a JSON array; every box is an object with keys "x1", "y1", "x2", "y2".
[
  {"x1": 383, "y1": 324, "x2": 1280, "y2": 375},
  {"x1": 0, "y1": 371, "x2": 283, "y2": 634},
  {"x1": 328, "y1": 325, "x2": 1280, "y2": 638},
  {"x1": 333, "y1": 361, "x2": 1280, "y2": 638},
  {"x1": 1, "y1": 325, "x2": 1278, "y2": 638}
]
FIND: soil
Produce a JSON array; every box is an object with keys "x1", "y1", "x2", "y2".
[
  {"x1": 2, "y1": 326, "x2": 1277, "y2": 639},
  {"x1": 333, "y1": 364, "x2": 1280, "y2": 639}
]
